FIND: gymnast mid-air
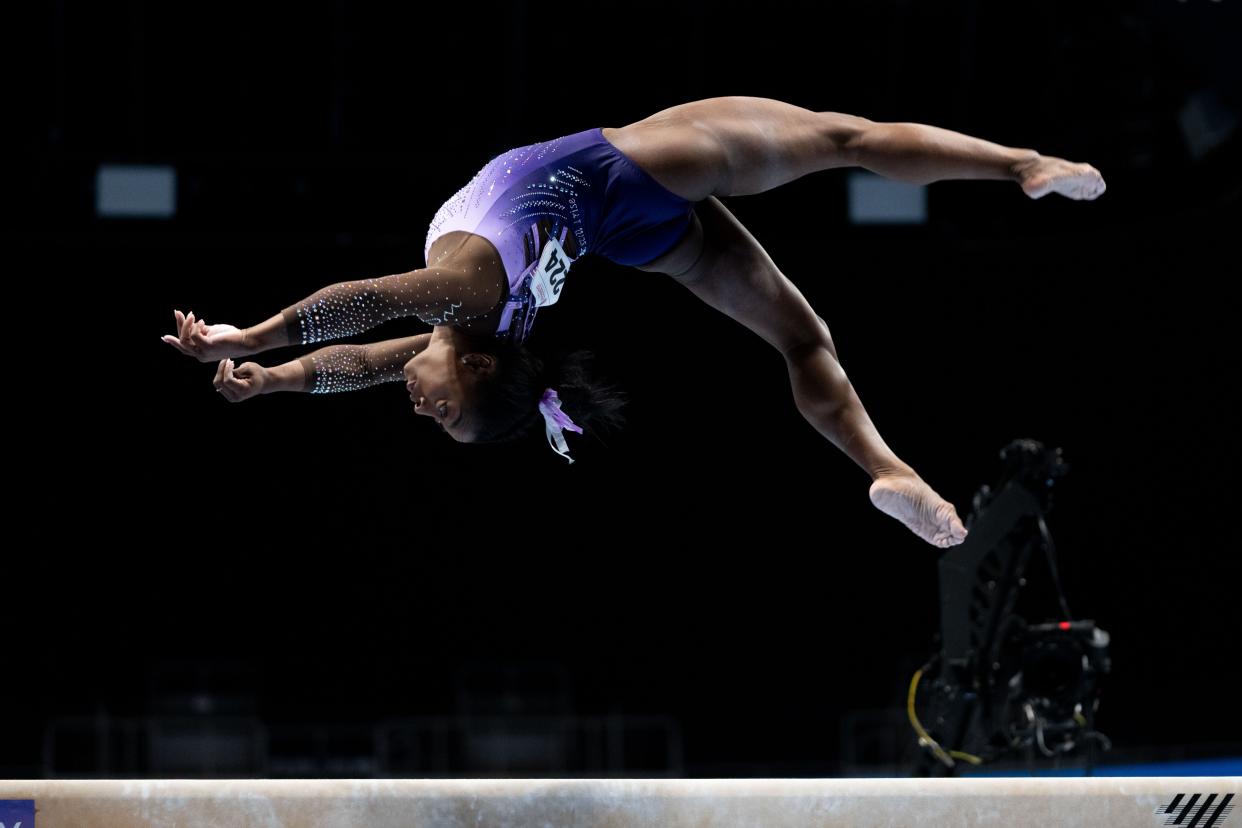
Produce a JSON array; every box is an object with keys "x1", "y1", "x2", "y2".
[{"x1": 162, "y1": 95, "x2": 1105, "y2": 549}]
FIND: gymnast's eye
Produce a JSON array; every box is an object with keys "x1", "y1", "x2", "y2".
[{"x1": 439, "y1": 403, "x2": 449, "y2": 419}]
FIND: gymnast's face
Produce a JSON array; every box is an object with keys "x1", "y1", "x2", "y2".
[{"x1": 403, "y1": 328, "x2": 496, "y2": 442}]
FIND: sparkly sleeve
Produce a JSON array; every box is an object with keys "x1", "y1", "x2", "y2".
[
  {"x1": 280, "y1": 268, "x2": 497, "y2": 346},
  {"x1": 295, "y1": 334, "x2": 430, "y2": 394}
]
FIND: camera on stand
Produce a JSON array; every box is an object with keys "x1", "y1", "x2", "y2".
[{"x1": 907, "y1": 439, "x2": 1112, "y2": 775}]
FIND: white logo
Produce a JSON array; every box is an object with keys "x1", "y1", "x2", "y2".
[{"x1": 1154, "y1": 792, "x2": 1235, "y2": 827}]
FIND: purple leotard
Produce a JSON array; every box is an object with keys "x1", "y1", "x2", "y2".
[
  {"x1": 424, "y1": 126, "x2": 696, "y2": 346},
  {"x1": 277, "y1": 126, "x2": 701, "y2": 396}
]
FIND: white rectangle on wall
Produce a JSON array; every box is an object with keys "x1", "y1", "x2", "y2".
[
  {"x1": 96, "y1": 165, "x2": 177, "y2": 218},
  {"x1": 848, "y1": 171, "x2": 926, "y2": 224}
]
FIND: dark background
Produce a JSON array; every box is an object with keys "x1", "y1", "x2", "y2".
[{"x1": 9, "y1": 0, "x2": 1240, "y2": 778}]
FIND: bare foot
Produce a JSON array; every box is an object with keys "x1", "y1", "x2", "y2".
[
  {"x1": 1016, "y1": 155, "x2": 1106, "y2": 201},
  {"x1": 869, "y1": 472, "x2": 968, "y2": 548}
]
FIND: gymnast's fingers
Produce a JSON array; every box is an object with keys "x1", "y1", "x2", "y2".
[
  {"x1": 223, "y1": 367, "x2": 252, "y2": 400},
  {"x1": 162, "y1": 334, "x2": 192, "y2": 356},
  {"x1": 190, "y1": 324, "x2": 207, "y2": 357},
  {"x1": 218, "y1": 363, "x2": 239, "y2": 402}
]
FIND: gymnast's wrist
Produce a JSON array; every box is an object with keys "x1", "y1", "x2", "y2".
[
  {"x1": 240, "y1": 326, "x2": 263, "y2": 355},
  {"x1": 241, "y1": 312, "x2": 293, "y2": 355},
  {"x1": 264, "y1": 360, "x2": 310, "y2": 393}
]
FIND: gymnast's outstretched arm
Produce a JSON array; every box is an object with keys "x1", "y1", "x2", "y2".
[
  {"x1": 165, "y1": 266, "x2": 498, "y2": 362},
  {"x1": 251, "y1": 267, "x2": 496, "y2": 352},
  {"x1": 213, "y1": 334, "x2": 431, "y2": 400}
]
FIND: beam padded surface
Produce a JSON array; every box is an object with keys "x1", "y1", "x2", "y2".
[{"x1": 0, "y1": 777, "x2": 1238, "y2": 827}]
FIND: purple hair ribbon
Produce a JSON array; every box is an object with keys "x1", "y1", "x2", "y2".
[{"x1": 538, "y1": 388, "x2": 584, "y2": 464}]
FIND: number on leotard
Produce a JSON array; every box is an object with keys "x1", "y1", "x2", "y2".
[{"x1": 530, "y1": 237, "x2": 572, "y2": 308}]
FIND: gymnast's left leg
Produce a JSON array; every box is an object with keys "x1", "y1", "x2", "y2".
[{"x1": 608, "y1": 94, "x2": 1104, "y2": 201}]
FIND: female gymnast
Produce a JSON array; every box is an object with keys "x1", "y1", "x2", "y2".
[{"x1": 162, "y1": 96, "x2": 1105, "y2": 549}]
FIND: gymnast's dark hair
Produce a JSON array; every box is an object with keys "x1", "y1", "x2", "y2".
[{"x1": 469, "y1": 338, "x2": 629, "y2": 447}]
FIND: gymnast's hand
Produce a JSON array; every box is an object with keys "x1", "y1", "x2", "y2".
[
  {"x1": 162, "y1": 309, "x2": 249, "y2": 362},
  {"x1": 212, "y1": 358, "x2": 269, "y2": 402},
  {"x1": 1016, "y1": 155, "x2": 1106, "y2": 201}
]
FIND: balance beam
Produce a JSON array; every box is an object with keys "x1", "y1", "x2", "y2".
[{"x1": 1, "y1": 778, "x2": 1238, "y2": 827}]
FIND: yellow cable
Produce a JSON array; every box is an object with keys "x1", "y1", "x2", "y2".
[{"x1": 907, "y1": 668, "x2": 984, "y2": 767}]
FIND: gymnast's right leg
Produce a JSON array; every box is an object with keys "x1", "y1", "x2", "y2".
[{"x1": 634, "y1": 193, "x2": 968, "y2": 549}]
